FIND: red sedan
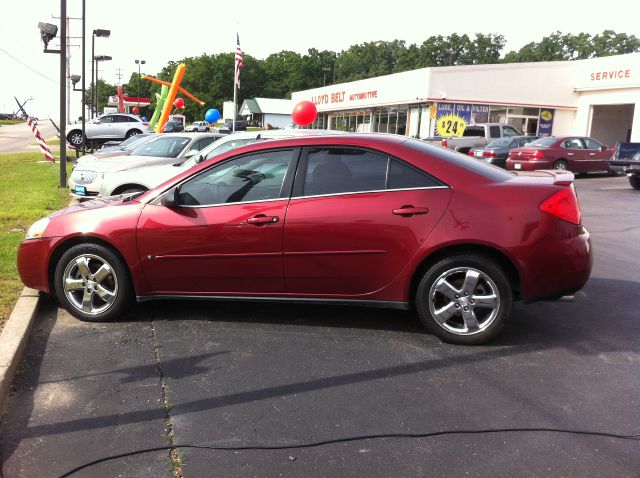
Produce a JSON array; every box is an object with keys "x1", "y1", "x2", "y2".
[
  {"x1": 506, "y1": 136, "x2": 612, "y2": 173},
  {"x1": 18, "y1": 135, "x2": 592, "y2": 345}
]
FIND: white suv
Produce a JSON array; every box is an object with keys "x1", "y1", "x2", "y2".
[
  {"x1": 67, "y1": 113, "x2": 150, "y2": 148},
  {"x1": 185, "y1": 121, "x2": 209, "y2": 132}
]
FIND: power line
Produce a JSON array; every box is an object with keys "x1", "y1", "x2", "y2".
[{"x1": 0, "y1": 47, "x2": 56, "y2": 83}]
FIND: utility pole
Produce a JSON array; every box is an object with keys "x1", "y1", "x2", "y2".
[
  {"x1": 59, "y1": 0, "x2": 67, "y2": 187},
  {"x1": 115, "y1": 67, "x2": 123, "y2": 85}
]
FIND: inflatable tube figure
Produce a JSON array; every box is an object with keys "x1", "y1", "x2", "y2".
[{"x1": 149, "y1": 85, "x2": 168, "y2": 132}]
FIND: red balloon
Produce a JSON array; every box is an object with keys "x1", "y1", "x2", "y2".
[
  {"x1": 132, "y1": 107, "x2": 139, "y2": 114},
  {"x1": 174, "y1": 97, "x2": 185, "y2": 109},
  {"x1": 291, "y1": 101, "x2": 317, "y2": 126}
]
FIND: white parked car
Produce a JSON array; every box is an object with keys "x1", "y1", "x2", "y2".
[
  {"x1": 69, "y1": 133, "x2": 223, "y2": 198},
  {"x1": 66, "y1": 113, "x2": 151, "y2": 148},
  {"x1": 185, "y1": 121, "x2": 210, "y2": 132},
  {"x1": 74, "y1": 134, "x2": 156, "y2": 166},
  {"x1": 98, "y1": 129, "x2": 344, "y2": 197}
]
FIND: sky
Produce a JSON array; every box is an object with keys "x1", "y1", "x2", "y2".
[{"x1": 1, "y1": 0, "x2": 639, "y2": 120}]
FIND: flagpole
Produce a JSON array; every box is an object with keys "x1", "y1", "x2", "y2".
[{"x1": 232, "y1": 65, "x2": 237, "y2": 133}]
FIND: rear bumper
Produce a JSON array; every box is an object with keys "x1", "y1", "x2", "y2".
[
  {"x1": 506, "y1": 159, "x2": 554, "y2": 171},
  {"x1": 518, "y1": 225, "x2": 592, "y2": 301}
]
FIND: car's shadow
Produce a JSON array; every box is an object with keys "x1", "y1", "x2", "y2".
[{"x1": 118, "y1": 276, "x2": 640, "y2": 355}]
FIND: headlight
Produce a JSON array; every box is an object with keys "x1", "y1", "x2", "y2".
[{"x1": 26, "y1": 217, "x2": 50, "y2": 239}]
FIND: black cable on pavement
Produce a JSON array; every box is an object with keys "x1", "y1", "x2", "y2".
[{"x1": 57, "y1": 427, "x2": 640, "y2": 478}]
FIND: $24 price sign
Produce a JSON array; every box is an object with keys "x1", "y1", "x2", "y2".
[{"x1": 436, "y1": 113, "x2": 468, "y2": 137}]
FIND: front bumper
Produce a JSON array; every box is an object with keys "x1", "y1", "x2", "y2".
[{"x1": 17, "y1": 237, "x2": 62, "y2": 294}]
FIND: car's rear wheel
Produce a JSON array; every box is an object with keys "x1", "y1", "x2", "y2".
[
  {"x1": 66, "y1": 130, "x2": 84, "y2": 147},
  {"x1": 125, "y1": 129, "x2": 142, "y2": 139},
  {"x1": 54, "y1": 243, "x2": 133, "y2": 322},
  {"x1": 553, "y1": 159, "x2": 568, "y2": 171},
  {"x1": 630, "y1": 174, "x2": 640, "y2": 190},
  {"x1": 415, "y1": 255, "x2": 512, "y2": 345}
]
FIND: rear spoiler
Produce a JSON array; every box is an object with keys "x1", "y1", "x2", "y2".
[
  {"x1": 543, "y1": 170, "x2": 575, "y2": 186},
  {"x1": 511, "y1": 169, "x2": 574, "y2": 186}
]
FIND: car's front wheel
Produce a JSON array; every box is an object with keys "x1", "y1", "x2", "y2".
[
  {"x1": 125, "y1": 129, "x2": 142, "y2": 139},
  {"x1": 415, "y1": 254, "x2": 512, "y2": 345},
  {"x1": 54, "y1": 243, "x2": 133, "y2": 322}
]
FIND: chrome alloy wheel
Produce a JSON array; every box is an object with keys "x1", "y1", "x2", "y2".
[
  {"x1": 68, "y1": 132, "x2": 83, "y2": 146},
  {"x1": 62, "y1": 254, "x2": 119, "y2": 316},
  {"x1": 428, "y1": 267, "x2": 500, "y2": 336}
]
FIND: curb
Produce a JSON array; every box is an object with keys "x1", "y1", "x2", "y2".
[
  {"x1": 0, "y1": 198, "x2": 77, "y2": 417},
  {"x1": 0, "y1": 288, "x2": 40, "y2": 414}
]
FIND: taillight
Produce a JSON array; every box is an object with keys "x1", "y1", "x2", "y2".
[
  {"x1": 539, "y1": 187, "x2": 581, "y2": 225},
  {"x1": 483, "y1": 151, "x2": 496, "y2": 158},
  {"x1": 532, "y1": 150, "x2": 544, "y2": 159},
  {"x1": 142, "y1": 122, "x2": 149, "y2": 126},
  {"x1": 468, "y1": 149, "x2": 475, "y2": 156},
  {"x1": 441, "y1": 139, "x2": 448, "y2": 148}
]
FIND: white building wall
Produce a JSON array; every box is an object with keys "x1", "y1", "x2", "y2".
[
  {"x1": 551, "y1": 109, "x2": 576, "y2": 136},
  {"x1": 264, "y1": 113, "x2": 292, "y2": 129}
]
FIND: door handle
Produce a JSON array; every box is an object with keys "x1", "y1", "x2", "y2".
[
  {"x1": 392, "y1": 206, "x2": 429, "y2": 216},
  {"x1": 247, "y1": 214, "x2": 279, "y2": 225}
]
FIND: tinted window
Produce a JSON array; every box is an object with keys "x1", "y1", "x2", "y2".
[
  {"x1": 518, "y1": 137, "x2": 538, "y2": 147},
  {"x1": 304, "y1": 148, "x2": 387, "y2": 196},
  {"x1": 405, "y1": 139, "x2": 514, "y2": 182},
  {"x1": 503, "y1": 126, "x2": 520, "y2": 137},
  {"x1": 178, "y1": 150, "x2": 293, "y2": 206},
  {"x1": 116, "y1": 115, "x2": 133, "y2": 123},
  {"x1": 486, "y1": 138, "x2": 514, "y2": 148},
  {"x1": 189, "y1": 137, "x2": 218, "y2": 152},
  {"x1": 527, "y1": 137, "x2": 557, "y2": 148},
  {"x1": 584, "y1": 138, "x2": 603, "y2": 150},
  {"x1": 489, "y1": 126, "x2": 501, "y2": 138},
  {"x1": 388, "y1": 159, "x2": 441, "y2": 189},
  {"x1": 563, "y1": 138, "x2": 584, "y2": 150},
  {"x1": 463, "y1": 126, "x2": 485, "y2": 137},
  {"x1": 132, "y1": 136, "x2": 191, "y2": 158}
]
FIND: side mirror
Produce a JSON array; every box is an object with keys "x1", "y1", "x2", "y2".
[
  {"x1": 160, "y1": 187, "x2": 180, "y2": 207},
  {"x1": 184, "y1": 149, "x2": 200, "y2": 159},
  {"x1": 196, "y1": 154, "x2": 204, "y2": 164},
  {"x1": 600, "y1": 145, "x2": 607, "y2": 151}
]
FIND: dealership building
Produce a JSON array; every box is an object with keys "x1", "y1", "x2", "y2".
[{"x1": 291, "y1": 52, "x2": 639, "y2": 146}]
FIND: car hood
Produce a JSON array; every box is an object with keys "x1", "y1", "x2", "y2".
[
  {"x1": 74, "y1": 155, "x2": 182, "y2": 173},
  {"x1": 49, "y1": 194, "x2": 139, "y2": 219}
]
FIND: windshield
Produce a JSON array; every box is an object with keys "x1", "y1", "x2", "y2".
[
  {"x1": 131, "y1": 136, "x2": 191, "y2": 158},
  {"x1": 122, "y1": 134, "x2": 152, "y2": 150},
  {"x1": 527, "y1": 137, "x2": 557, "y2": 148},
  {"x1": 486, "y1": 138, "x2": 514, "y2": 148}
]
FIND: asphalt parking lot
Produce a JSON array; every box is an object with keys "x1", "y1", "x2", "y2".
[{"x1": 1, "y1": 174, "x2": 639, "y2": 478}]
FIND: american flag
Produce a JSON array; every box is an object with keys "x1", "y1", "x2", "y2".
[{"x1": 234, "y1": 33, "x2": 243, "y2": 87}]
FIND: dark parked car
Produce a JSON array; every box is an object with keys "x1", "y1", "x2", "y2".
[
  {"x1": 163, "y1": 121, "x2": 184, "y2": 133},
  {"x1": 19, "y1": 134, "x2": 591, "y2": 345},
  {"x1": 506, "y1": 136, "x2": 612, "y2": 173},
  {"x1": 218, "y1": 120, "x2": 247, "y2": 134},
  {"x1": 469, "y1": 136, "x2": 540, "y2": 168},
  {"x1": 608, "y1": 142, "x2": 640, "y2": 190}
]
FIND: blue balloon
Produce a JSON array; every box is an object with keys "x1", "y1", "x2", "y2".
[{"x1": 205, "y1": 108, "x2": 220, "y2": 123}]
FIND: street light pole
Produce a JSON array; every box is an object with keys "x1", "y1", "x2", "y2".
[
  {"x1": 59, "y1": 0, "x2": 67, "y2": 187},
  {"x1": 135, "y1": 59, "x2": 145, "y2": 111},
  {"x1": 81, "y1": 0, "x2": 86, "y2": 151},
  {"x1": 91, "y1": 29, "x2": 110, "y2": 119}
]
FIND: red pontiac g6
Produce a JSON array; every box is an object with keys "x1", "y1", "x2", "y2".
[{"x1": 19, "y1": 135, "x2": 592, "y2": 345}]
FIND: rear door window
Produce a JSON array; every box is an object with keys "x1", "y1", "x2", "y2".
[{"x1": 489, "y1": 126, "x2": 501, "y2": 138}]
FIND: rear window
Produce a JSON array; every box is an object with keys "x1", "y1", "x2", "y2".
[
  {"x1": 404, "y1": 139, "x2": 514, "y2": 182},
  {"x1": 463, "y1": 126, "x2": 485, "y2": 137},
  {"x1": 527, "y1": 137, "x2": 557, "y2": 148},
  {"x1": 486, "y1": 137, "x2": 514, "y2": 148}
]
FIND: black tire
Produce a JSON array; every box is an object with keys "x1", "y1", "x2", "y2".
[
  {"x1": 53, "y1": 243, "x2": 133, "y2": 322},
  {"x1": 415, "y1": 254, "x2": 512, "y2": 345},
  {"x1": 66, "y1": 130, "x2": 84, "y2": 147},
  {"x1": 630, "y1": 174, "x2": 640, "y2": 190},
  {"x1": 553, "y1": 159, "x2": 568, "y2": 171},
  {"x1": 125, "y1": 129, "x2": 142, "y2": 139}
]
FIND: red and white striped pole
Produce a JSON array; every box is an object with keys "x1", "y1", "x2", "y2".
[{"x1": 27, "y1": 118, "x2": 56, "y2": 164}]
